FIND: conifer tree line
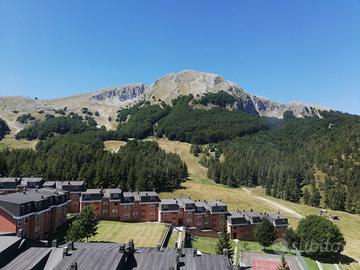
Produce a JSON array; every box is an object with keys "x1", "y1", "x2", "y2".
[
  {"x1": 205, "y1": 111, "x2": 360, "y2": 213},
  {"x1": 0, "y1": 132, "x2": 188, "y2": 192}
]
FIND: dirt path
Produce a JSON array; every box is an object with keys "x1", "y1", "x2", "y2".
[{"x1": 242, "y1": 188, "x2": 304, "y2": 219}]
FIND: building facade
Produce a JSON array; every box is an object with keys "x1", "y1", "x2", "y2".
[
  {"x1": 159, "y1": 198, "x2": 228, "y2": 231},
  {"x1": 0, "y1": 188, "x2": 70, "y2": 240},
  {"x1": 80, "y1": 189, "x2": 160, "y2": 222},
  {"x1": 227, "y1": 210, "x2": 289, "y2": 241}
]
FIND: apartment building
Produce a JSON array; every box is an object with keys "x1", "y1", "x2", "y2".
[
  {"x1": 0, "y1": 188, "x2": 70, "y2": 240},
  {"x1": 0, "y1": 177, "x2": 44, "y2": 195},
  {"x1": 80, "y1": 189, "x2": 160, "y2": 222},
  {"x1": 227, "y1": 210, "x2": 288, "y2": 241},
  {"x1": 0, "y1": 178, "x2": 22, "y2": 195},
  {"x1": 158, "y1": 198, "x2": 229, "y2": 231},
  {"x1": 262, "y1": 212, "x2": 289, "y2": 238},
  {"x1": 43, "y1": 181, "x2": 86, "y2": 213}
]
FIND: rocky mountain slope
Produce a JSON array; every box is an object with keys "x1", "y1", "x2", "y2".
[{"x1": 0, "y1": 70, "x2": 329, "y2": 133}]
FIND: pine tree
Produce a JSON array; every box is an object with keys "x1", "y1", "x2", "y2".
[
  {"x1": 215, "y1": 226, "x2": 234, "y2": 260},
  {"x1": 310, "y1": 182, "x2": 320, "y2": 207},
  {"x1": 303, "y1": 188, "x2": 311, "y2": 205}
]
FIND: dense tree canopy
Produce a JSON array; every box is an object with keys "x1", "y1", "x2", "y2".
[
  {"x1": 15, "y1": 115, "x2": 98, "y2": 140},
  {"x1": 0, "y1": 133, "x2": 187, "y2": 192},
  {"x1": 206, "y1": 112, "x2": 360, "y2": 213},
  {"x1": 296, "y1": 215, "x2": 345, "y2": 260},
  {"x1": 116, "y1": 102, "x2": 170, "y2": 139},
  {"x1": 0, "y1": 118, "x2": 10, "y2": 140}
]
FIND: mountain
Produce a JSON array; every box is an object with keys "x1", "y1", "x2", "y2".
[{"x1": 0, "y1": 70, "x2": 329, "y2": 133}]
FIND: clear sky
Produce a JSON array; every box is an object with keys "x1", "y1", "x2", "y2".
[{"x1": 0, "y1": 0, "x2": 359, "y2": 114}]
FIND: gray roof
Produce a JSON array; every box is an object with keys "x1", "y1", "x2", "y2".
[
  {"x1": 227, "y1": 211, "x2": 247, "y2": 225},
  {"x1": 0, "y1": 178, "x2": 21, "y2": 183},
  {"x1": 22, "y1": 177, "x2": 43, "y2": 182},
  {"x1": 81, "y1": 189, "x2": 102, "y2": 194},
  {"x1": 52, "y1": 243, "x2": 122, "y2": 270},
  {"x1": 262, "y1": 213, "x2": 288, "y2": 226},
  {"x1": 49, "y1": 243, "x2": 231, "y2": 270},
  {"x1": 0, "y1": 191, "x2": 44, "y2": 204},
  {"x1": 2, "y1": 247, "x2": 52, "y2": 270},
  {"x1": 0, "y1": 188, "x2": 68, "y2": 217},
  {"x1": 0, "y1": 236, "x2": 22, "y2": 254},
  {"x1": 61, "y1": 181, "x2": 85, "y2": 186},
  {"x1": 159, "y1": 198, "x2": 178, "y2": 205},
  {"x1": 43, "y1": 181, "x2": 56, "y2": 187},
  {"x1": 207, "y1": 200, "x2": 226, "y2": 207}
]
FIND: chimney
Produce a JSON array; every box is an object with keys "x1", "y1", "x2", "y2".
[
  {"x1": 17, "y1": 229, "x2": 24, "y2": 238},
  {"x1": 119, "y1": 244, "x2": 125, "y2": 253},
  {"x1": 127, "y1": 239, "x2": 135, "y2": 253},
  {"x1": 70, "y1": 262, "x2": 77, "y2": 270},
  {"x1": 63, "y1": 246, "x2": 69, "y2": 257},
  {"x1": 52, "y1": 239, "x2": 58, "y2": 248}
]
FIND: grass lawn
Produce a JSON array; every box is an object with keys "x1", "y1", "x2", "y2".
[
  {"x1": 191, "y1": 236, "x2": 219, "y2": 255},
  {"x1": 89, "y1": 221, "x2": 167, "y2": 247},
  {"x1": 167, "y1": 230, "x2": 179, "y2": 249}
]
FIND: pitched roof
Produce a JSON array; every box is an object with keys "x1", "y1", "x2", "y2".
[
  {"x1": 2, "y1": 247, "x2": 52, "y2": 270},
  {"x1": 0, "y1": 236, "x2": 22, "y2": 254},
  {"x1": 0, "y1": 178, "x2": 21, "y2": 183},
  {"x1": 52, "y1": 243, "x2": 122, "y2": 270}
]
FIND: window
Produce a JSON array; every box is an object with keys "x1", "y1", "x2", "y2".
[
  {"x1": 150, "y1": 212, "x2": 154, "y2": 216},
  {"x1": 17, "y1": 220, "x2": 22, "y2": 226},
  {"x1": 36, "y1": 214, "x2": 40, "y2": 221},
  {"x1": 112, "y1": 209, "x2": 118, "y2": 214},
  {"x1": 113, "y1": 202, "x2": 118, "y2": 206},
  {"x1": 25, "y1": 218, "x2": 29, "y2": 223},
  {"x1": 134, "y1": 212, "x2": 138, "y2": 216},
  {"x1": 124, "y1": 213, "x2": 129, "y2": 218}
]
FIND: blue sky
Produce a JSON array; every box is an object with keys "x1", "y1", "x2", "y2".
[{"x1": 0, "y1": 0, "x2": 359, "y2": 114}]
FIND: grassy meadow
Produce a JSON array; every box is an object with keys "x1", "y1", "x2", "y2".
[{"x1": 89, "y1": 220, "x2": 166, "y2": 247}]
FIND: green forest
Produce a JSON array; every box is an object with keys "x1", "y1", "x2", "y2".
[
  {"x1": 0, "y1": 132, "x2": 187, "y2": 192},
  {"x1": 205, "y1": 111, "x2": 360, "y2": 213}
]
